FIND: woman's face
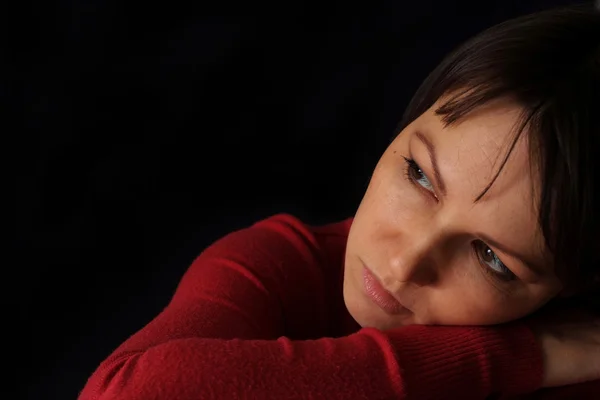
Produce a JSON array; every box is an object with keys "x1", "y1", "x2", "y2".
[{"x1": 344, "y1": 98, "x2": 564, "y2": 330}]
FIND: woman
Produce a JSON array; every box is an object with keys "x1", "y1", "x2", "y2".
[{"x1": 79, "y1": 5, "x2": 600, "y2": 399}]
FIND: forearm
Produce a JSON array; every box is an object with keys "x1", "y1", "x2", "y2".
[{"x1": 79, "y1": 325, "x2": 542, "y2": 400}]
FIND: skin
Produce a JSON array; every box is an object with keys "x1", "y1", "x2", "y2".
[{"x1": 343, "y1": 97, "x2": 565, "y2": 331}]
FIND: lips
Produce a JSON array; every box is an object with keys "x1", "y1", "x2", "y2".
[{"x1": 362, "y1": 264, "x2": 407, "y2": 315}]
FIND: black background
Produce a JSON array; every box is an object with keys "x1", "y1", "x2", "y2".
[{"x1": 12, "y1": 1, "x2": 586, "y2": 398}]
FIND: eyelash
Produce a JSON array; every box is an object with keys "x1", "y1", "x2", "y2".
[
  {"x1": 402, "y1": 156, "x2": 516, "y2": 283},
  {"x1": 473, "y1": 242, "x2": 516, "y2": 282},
  {"x1": 402, "y1": 156, "x2": 435, "y2": 196}
]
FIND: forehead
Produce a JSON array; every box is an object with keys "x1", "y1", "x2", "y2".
[
  {"x1": 408, "y1": 99, "x2": 548, "y2": 262},
  {"x1": 418, "y1": 99, "x2": 530, "y2": 198},
  {"x1": 425, "y1": 99, "x2": 524, "y2": 164}
]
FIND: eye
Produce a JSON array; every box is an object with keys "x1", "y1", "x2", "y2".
[
  {"x1": 403, "y1": 157, "x2": 434, "y2": 192},
  {"x1": 473, "y1": 241, "x2": 516, "y2": 282}
]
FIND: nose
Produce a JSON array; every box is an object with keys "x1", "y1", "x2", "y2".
[{"x1": 386, "y1": 229, "x2": 441, "y2": 287}]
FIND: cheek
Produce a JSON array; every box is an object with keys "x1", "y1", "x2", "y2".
[
  {"x1": 358, "y1": 161, "x2": 422, "y2": 229},
  {"x1": 426, "y1": 276, "x2": 542, "y2": 326},
  {"x1": 413, "y1": 255, "x2": 536, "y2": 325},
  {"x1": 347, "y1": 145, "x2": 547, "y2": 326}
]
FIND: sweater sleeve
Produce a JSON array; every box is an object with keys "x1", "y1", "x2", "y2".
[{"x1": 78, "y1": 214, "x2": 543, "y2": 400}]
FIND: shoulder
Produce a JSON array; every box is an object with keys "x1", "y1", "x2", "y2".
[
  {"x1": 251, "y1": 213, "x2": 353, "y2": 244},
  {"x1": 248, "y1": 213, "x2": 353, "y2": 264},
  {"x1": 203, "y1": 213, "x2": 352, "y2": 250},
  {"x1": 192, "y1": 214, "x2": 353, "y2": 289},
  {"x1": 173, "y1": 214, "x2": 354, "y2": 336},
  {"x1": 190, "y1": 213, "x2": 354, "y2": 278}
]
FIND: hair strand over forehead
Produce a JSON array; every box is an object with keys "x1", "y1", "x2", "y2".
[{"x1": 395, "y1": 4, "x2": 600, "y2": 304}]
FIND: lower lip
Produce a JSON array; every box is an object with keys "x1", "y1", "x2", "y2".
[{"x1": 362, "y1": 266, "x2": 404, "y2": 315}]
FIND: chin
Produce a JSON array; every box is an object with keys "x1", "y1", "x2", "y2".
[
  {"x1": 356, "y1": 312, "x2": 415, "y2": 330},
  {"x1": 344, "y1": 289, "x2": 414, "y2": 330}
]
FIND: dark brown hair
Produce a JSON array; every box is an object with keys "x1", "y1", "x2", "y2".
[{"x1": 397, "y1": 4, "x2": 600, "y2": 300}]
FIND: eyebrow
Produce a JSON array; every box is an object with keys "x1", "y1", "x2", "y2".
[
  {"x1": 415, "y1": 131, "x2": 447, "y2": 197},
  {"x1": 479, "y1": 233, "x2": 545, "y2": 277},
  {"x1": 414, "y1": 130, "x2": 545, "y2": 278}
]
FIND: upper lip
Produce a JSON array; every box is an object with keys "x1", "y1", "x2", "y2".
[{"x1": 362, "y1": 259, "x2": 413, "y2": 312}]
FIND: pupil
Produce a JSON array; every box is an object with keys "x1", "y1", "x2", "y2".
[
  {"x1": 412, "y1": 165, "x2": 423, "y2": 179},
  {"x1": 484, "y1": 247, "x2": 493, "y2": 262}
]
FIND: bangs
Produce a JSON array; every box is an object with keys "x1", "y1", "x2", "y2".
[
  {"x1": 394, "y1": 4, "x2": 600, "y2": 294},
  {"x1": 434, "y1": 88, "x2": 537, "y2": 203}
]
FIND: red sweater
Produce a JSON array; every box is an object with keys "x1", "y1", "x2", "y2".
[{"x1": 79, "y1": 214, "x2": 599, "y2": 399}]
